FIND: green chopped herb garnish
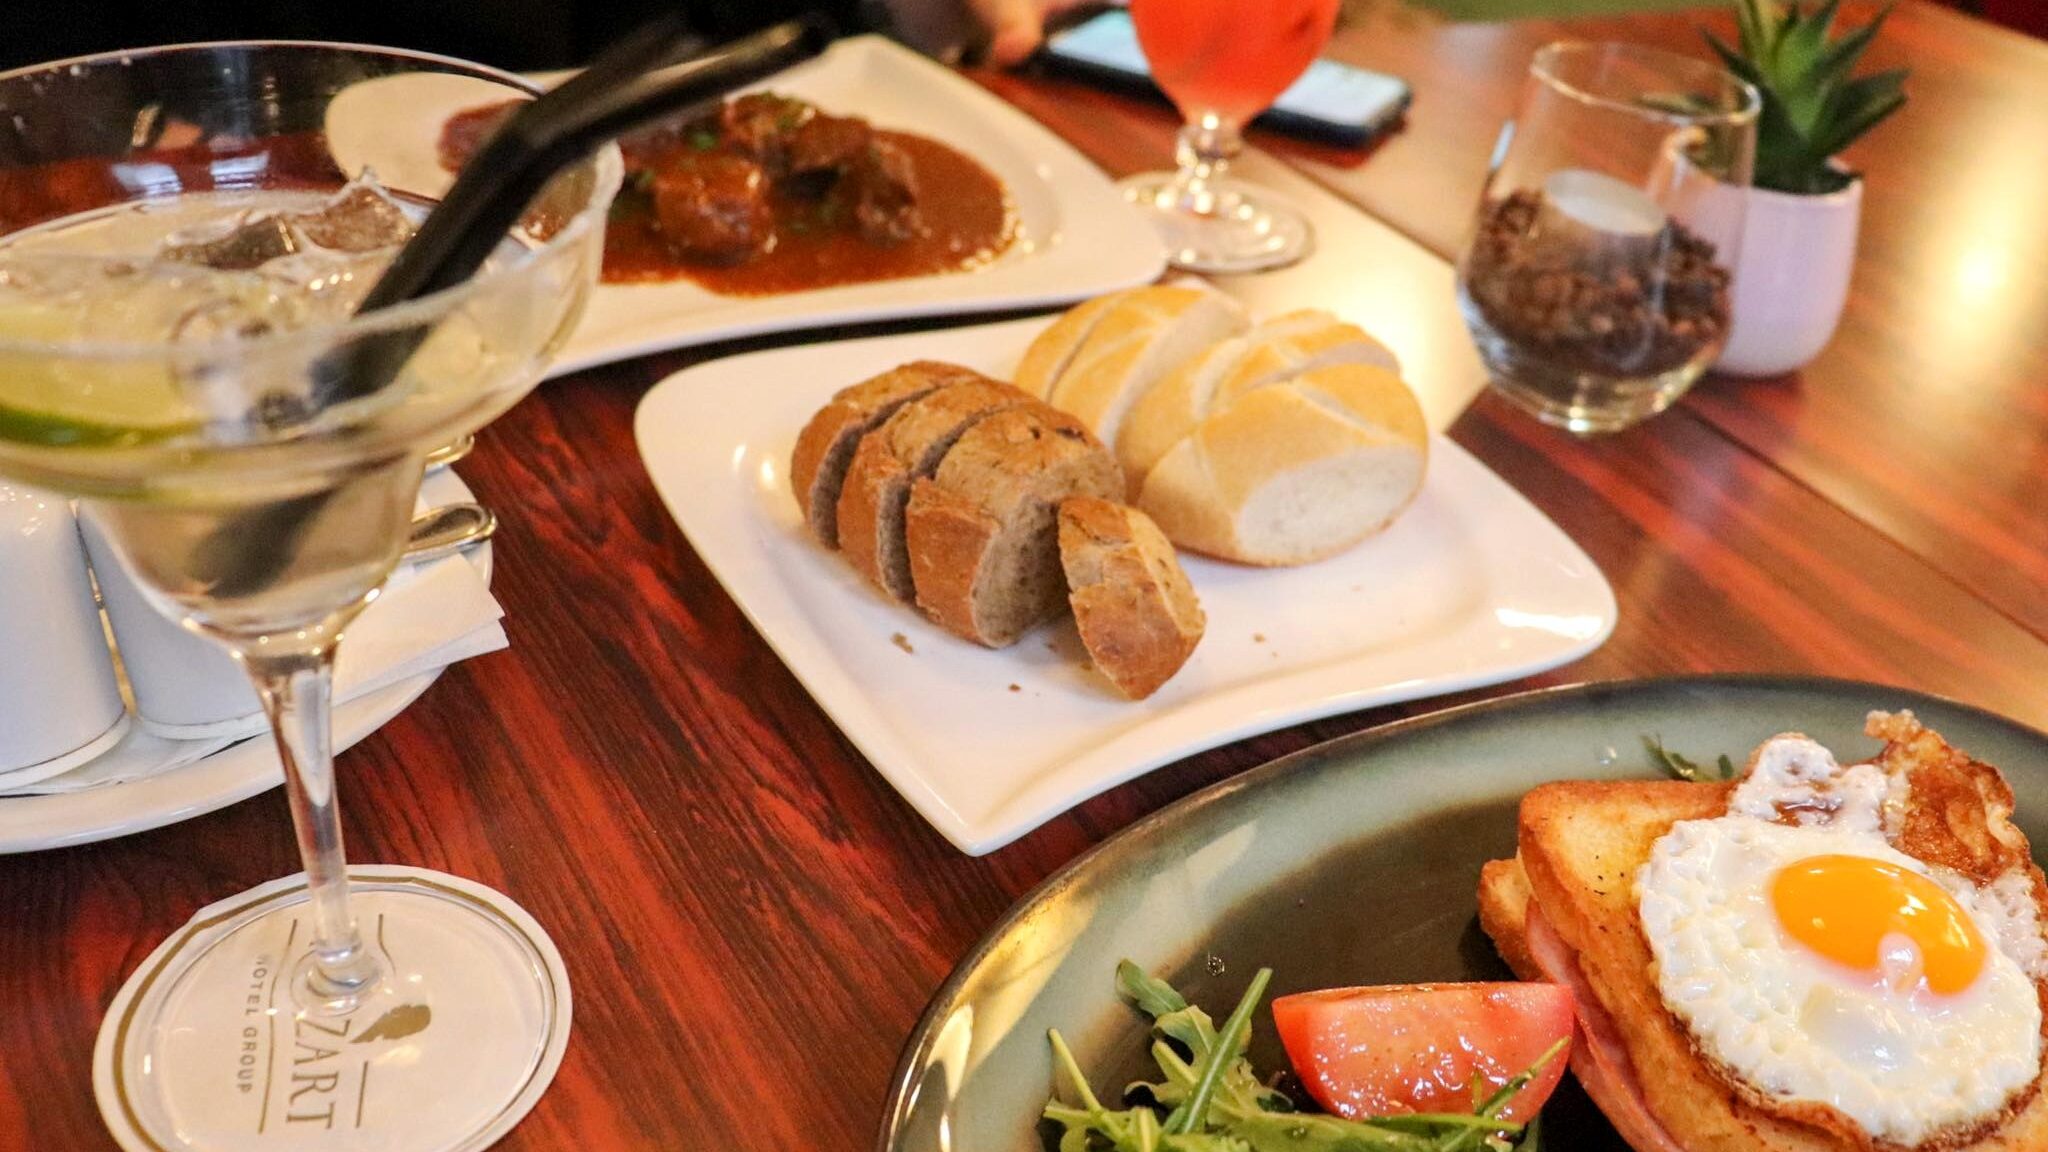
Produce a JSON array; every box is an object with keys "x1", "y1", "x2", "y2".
[{"x1": 1644, "y1": 735, "x2": 1736, "y2": 782}]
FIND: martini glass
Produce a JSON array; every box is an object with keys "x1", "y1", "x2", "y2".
[{"x1": 0, "y1": 44, "x2": 621, "y2": 1151}]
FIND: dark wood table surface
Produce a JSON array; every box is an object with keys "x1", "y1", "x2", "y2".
[{"x1": 5, "y1": 3, "x2": 2046, "y2": 1147}]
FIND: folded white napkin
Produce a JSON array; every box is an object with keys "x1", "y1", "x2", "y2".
[
  {"x1": 0, "y1": 551, "x2": 505, "y2": 796},
  {"x1": 334, "y1": 553, "x2": 507, "y2": 700}
]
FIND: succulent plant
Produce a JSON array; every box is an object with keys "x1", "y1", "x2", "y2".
[{"x1": 1705, "y1": 0, "x2": 1908, "y2": 195}]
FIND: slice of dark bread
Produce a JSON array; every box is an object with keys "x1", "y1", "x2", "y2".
[
  {"x1": 790, "y1": 361, "x2": 978, "y2": 547},
  {"x1": 836, "y1": 377, "x2": 1031, "y2": 601},
  {"x1": 905, "y1": 405, "x2": 1123, "y2": 648},
  {"x1": 1056, "y1": 497, "x2": 1203, "y2": 699}
]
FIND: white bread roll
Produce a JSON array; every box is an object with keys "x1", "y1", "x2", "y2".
[
  {"x1": 1039, "y1": 286, "x2": 1248, "y2": 451},
  {"x1": 1013, "y1": 289, "x2": 1136, "y2": 400},
  {"x1": 1136, "y1": 363, "x2": 1427, "y2": 566},
  {"x1": 1209, "y1": 310, "x2": 1400, "y2": 407},
  {"x1": 1116, "y1": 309, "x2": 1400, "y2": 492}
]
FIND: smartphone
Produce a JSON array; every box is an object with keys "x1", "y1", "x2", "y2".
[{"x1": 1037, "y1": 9, "x2": 1411, "y2": 147}]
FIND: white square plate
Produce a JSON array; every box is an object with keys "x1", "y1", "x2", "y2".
[
  {"x1": 555, "y1": 35, "x2": 1164, "y2": 374},
  {"x1": 634, "y1": 317, "x2": 1617, "y2": 854}
]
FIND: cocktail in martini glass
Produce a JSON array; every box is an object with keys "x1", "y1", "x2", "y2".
[{"x1": 0, "y1": 43, "x2": 620, "y2": 1151}]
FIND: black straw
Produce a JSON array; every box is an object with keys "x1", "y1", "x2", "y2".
[
  {"x1": 316, "y1": 16, "x2": 831, "y2": 404},
  {"x1": 200, "y1": 17, "x2": 829, "y2": 602}
]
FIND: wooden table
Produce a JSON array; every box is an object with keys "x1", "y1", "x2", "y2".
[{"x1": 4, "y1": 4, "x2": 2045, "y2": 1147}]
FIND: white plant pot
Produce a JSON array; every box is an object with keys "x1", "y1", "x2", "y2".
[{"x1": 1684, "y1": 174, "x2": 1862, "y2": 377}]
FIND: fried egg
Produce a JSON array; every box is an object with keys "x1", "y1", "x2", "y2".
[{"x1": 1636, "y1": 735, "x2": 2045, "y2": 1146}]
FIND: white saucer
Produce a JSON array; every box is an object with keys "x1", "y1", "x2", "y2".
[
  {"x1": 0, "y1": 714, "x2": 131, "y2": 792},
  {"x1": 0, "y1": 468, "x2": 491, "y2": 853}
]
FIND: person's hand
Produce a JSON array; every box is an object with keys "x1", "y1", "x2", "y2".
[{"x1": 969, "y1": 0, "x2": 1092, "y2": 65}]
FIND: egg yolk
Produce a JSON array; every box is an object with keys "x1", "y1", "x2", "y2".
[{"x1": 1771, "y1": 855, "x2": 1986, "y2": 995}]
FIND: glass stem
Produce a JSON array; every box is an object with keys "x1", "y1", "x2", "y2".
[
  {"x1": 1169, "y1": 112, "x2": 1243, "y2": 216},
  {"x1": 239, "y1": 632, "x2": 381, "y2": 1013}
]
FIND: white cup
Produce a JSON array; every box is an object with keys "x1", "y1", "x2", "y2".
[
  {"x1": 0, "y1": 484, "x2": 129, "y2": 779},
  {"x1": 76, "y1": 512, "x2": 266, "y2": 740}
]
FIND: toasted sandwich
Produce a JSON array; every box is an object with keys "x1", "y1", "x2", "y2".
[{"x1": 1480, "y1": 711, "x2": 2048, "y2": 1152}]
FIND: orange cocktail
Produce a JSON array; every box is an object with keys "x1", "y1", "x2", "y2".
[
  {"x1": 1132, "y1": 0, "x2": 1340, "y2": 126},
  {"x1": 1120, "y1": 0, "x2": 1339, "y2": 272}
]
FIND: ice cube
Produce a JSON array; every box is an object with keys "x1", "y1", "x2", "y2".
[
  {"x1": 155, "y1": 177, "x2": 413, "y2": 274},
  {"x1": 262, "y1": 249, "x2": 394, "y2": 324},
  {"x1": 288, "y1": 178, "x2": 414, "y2": 253},
  {"x1": 78, "y1": 261, "x2": 312, "y2": 344},
  {"x1": 160, "y1": 212, "x2": 302, "y2": 270},
  {"x1": 0, "y1": 256, "x2": 305, "y2": 345},
  {"x1": 158, "y1": 274, "x2": 311, "y2": 344}
]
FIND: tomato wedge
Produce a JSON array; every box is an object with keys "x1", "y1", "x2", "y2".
[{"x1": 1271, "y1": 982, "x2": 1574, "y2": 1122}]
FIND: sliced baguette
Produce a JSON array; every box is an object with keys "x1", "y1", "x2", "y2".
[
  {"x1": 905, "y1": 405, "x2": 1123, "y2": 648},
  {"x1": 790, "y1": 361, "x2": 979, "y2": 547},
  {"x1": 1043, "y1": 286, "x2": 1248, "y2": 451},
  {"x1": 1056, "y1": 497, "x2": 1204, "y2": 699},
  {"x1": 836, "y1": 377, "x2": 1031, "y2": 601},
  {"x1": 1136, "y1": 363, "x2": 1427, "y2": 565},
  {"x1": 1116, "y1": 310, "x2": 1401, "y2": 491}
]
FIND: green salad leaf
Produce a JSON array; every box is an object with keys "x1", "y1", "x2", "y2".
[
  {"x1": 1643, "y1": 735, "x2": 1735, "y2": 782},
  {"x1": 1045, "y1": 963, "x2": 1562, "y2": 1152}
]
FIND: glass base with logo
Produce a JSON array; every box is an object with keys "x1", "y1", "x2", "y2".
[{"x1": 95, "y1": 869, "x2": 570, "y2": 1152}]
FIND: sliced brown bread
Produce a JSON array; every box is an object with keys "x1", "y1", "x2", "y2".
[
  {"x1": 1056, "y1": 497, "x2": 1203, "y2": 699},
  {"x1": 905, "y1": 405, "x2": 1123, "y2": 648},
  {"x1": 1486, "y1": 773, "x2": 2048, "y2": 1152},
  {"x1": 790, "y1": 361, "x2": 979, "y2": 547},
  {"x1": 836, "y1": 377, "x2": 1031, "y2": 601}
]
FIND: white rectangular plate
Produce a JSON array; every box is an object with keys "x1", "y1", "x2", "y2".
[
  {"x1": 550, "y1": 36, "x2": 1165, "y2": 375},
  {"x1": 634, "y1": 318, "x2": 1617, "y2": 854}
]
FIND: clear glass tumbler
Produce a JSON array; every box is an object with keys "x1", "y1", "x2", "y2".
[
  {"x1": 1456, "y1": 42, "x2": 1760, "y2": 434},
  {"x1": 0, "y1": 43, "x2": 619, "y2": 1151}
]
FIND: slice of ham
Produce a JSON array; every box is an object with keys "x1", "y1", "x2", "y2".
[{"x1": 1526, "y1": 901, "x2": 1689, "y2": 1152}]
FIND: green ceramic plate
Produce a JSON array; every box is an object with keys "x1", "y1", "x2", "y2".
[{"x1": 879, "y1": 676, "x2": 2048, "y2": 1152}]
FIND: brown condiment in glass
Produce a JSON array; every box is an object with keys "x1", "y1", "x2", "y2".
[{"x1": 1461, "y1": 189, "x2": 1731, "y2": 378}]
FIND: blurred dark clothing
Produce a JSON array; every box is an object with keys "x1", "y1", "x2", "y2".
[{"x1": 1, "y1": 1, "x2": 879, "y2": 73}]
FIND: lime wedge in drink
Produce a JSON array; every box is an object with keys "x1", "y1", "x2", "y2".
[
  {"x1": 0, "y1": 268, "x2": 210, "y2": 448},
  {"x1": 0, "y1": 348, "x2": 199, "y2": 450}
]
